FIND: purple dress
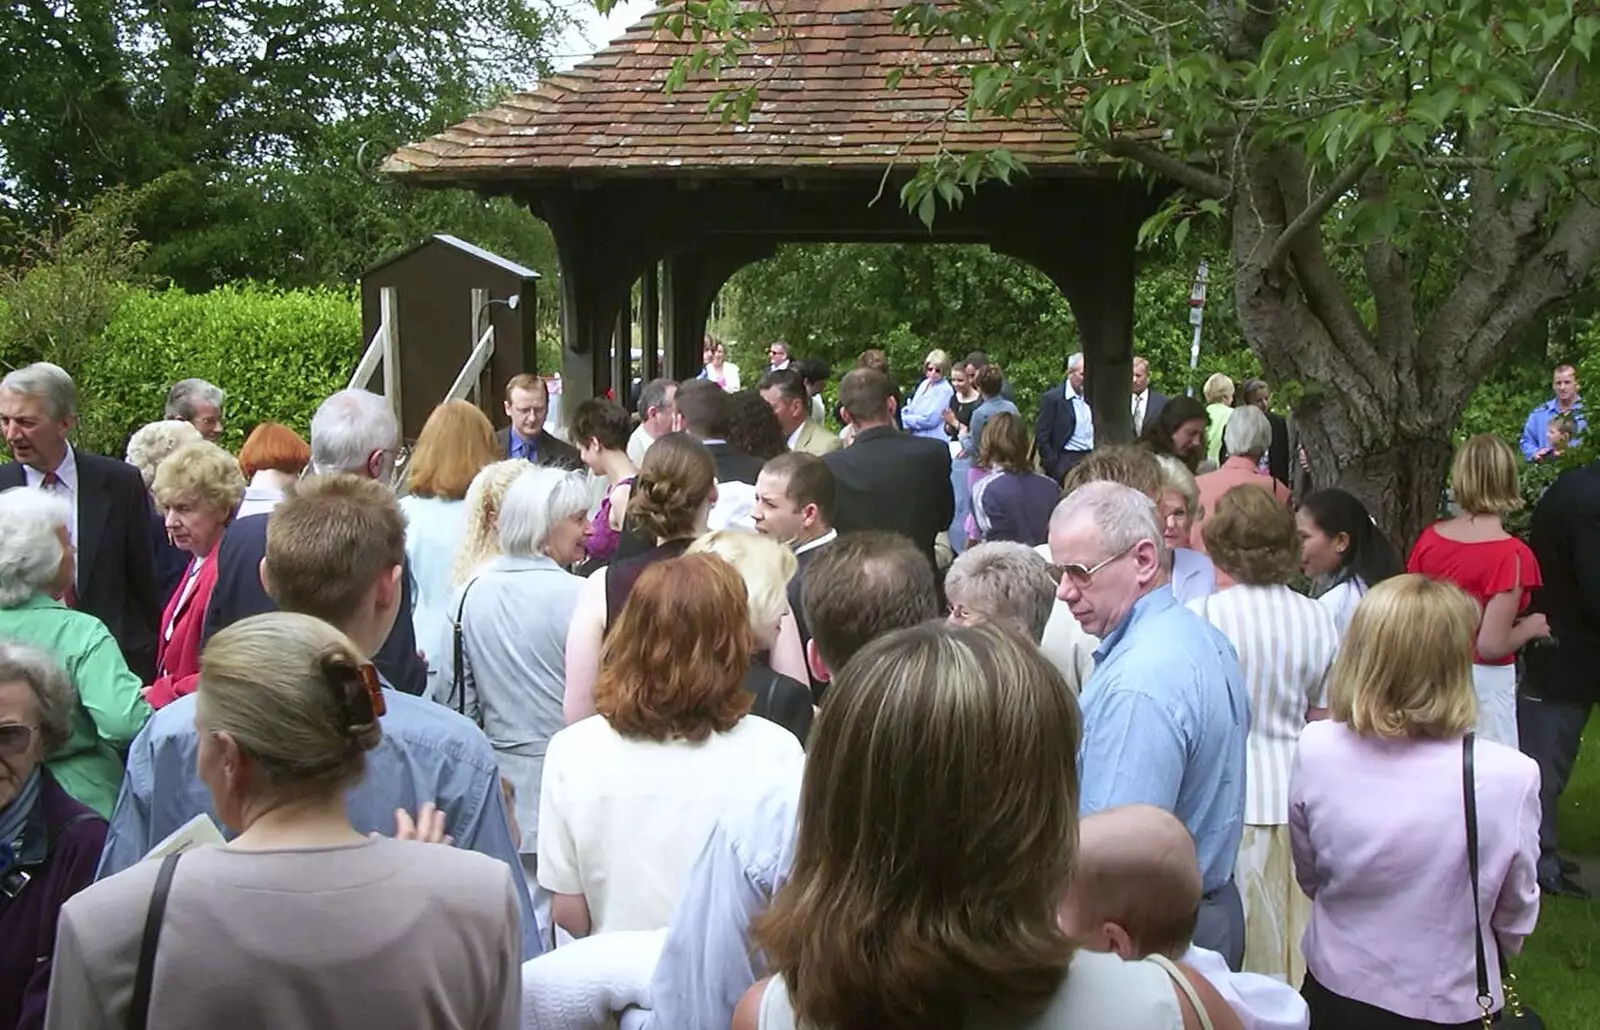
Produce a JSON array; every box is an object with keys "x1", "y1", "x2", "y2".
[{"x1": 586, "y1": 477, "x2": 634, "y2": 564}]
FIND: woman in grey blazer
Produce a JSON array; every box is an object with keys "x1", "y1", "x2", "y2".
[{"x1": 448, "y1": 466, "x2": 592, "y2": 873}]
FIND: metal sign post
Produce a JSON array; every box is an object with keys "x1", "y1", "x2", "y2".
[{"x1": 1186, "y1": 260, "x2": 1209, "y2": 397}]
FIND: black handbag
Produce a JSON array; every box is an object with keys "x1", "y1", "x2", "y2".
[{"x1": 1463, "y1": 735, "x2": 1544, "y2": 1030}]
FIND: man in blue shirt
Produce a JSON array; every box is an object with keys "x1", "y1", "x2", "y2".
[
  {"x1": 1048, "y1": 479, "x2": 1250, "y2": 970},
  {"x1": 97, "y1": 474, "x2": 542, "y2": 959},
  {"x1": 1521, "y1": 363, "x2": 1585, "y2": 461}
]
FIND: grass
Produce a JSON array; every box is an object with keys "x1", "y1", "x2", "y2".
[{"x1": 1514, "y1": 711, "x2": 1599, "y2": 1028}]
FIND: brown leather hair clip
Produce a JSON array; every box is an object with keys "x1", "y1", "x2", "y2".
[{"x1": 357, "y1": 662, "x2": 387, "y2": 719}]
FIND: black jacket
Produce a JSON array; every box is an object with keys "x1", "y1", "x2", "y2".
[
  {"x1": 1033, "y1": 382, "x2": 1084, "y2": 482},
  {"x1": 493, "y1": 426, "x2": 581, "y2": 470},
  {"x1": 823, "y1": 425, "x2": 953, "y2": 572},
  {"x1": 201, "y1": 512, "x2": 427, "y2": 695},
  {"x1": 0, "y1": 452, "x2": 160, "y2": 680},
  {"x1": 1524, "y1": 463, "x2": 1600, "y2": 705},
  {"x1": 705, "y1": 441, "x2": 764, "y2": 485}
]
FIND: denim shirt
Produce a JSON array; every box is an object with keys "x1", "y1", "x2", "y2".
[
  {"x1": 1519, "y1": 397, "x2": 1585, "y2": 460},
  {"x1": 1079, "y1": 586, "x2": 1250, "y2": 894},
  {"x1": 623, "y1": 777, "x2": 802, "y2": 1030},
  {"x1": 95, "y1": 686, "x2": 543, "y2": 959}
]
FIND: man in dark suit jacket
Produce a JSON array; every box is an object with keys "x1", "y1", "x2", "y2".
[
  {"x1": 753, "y1": 451, "x2": 838, "y2": 701},
  {"x1": 0, "y1": 363, "x2": 159, "y2": 680},
  {"x1": 823, "y1": 368, "x2": 953, "y2": 573},
  {"x1": 672, "y1": 378, "x2": 764, "y2": 484},
  {"x1": 1034, "y1": 354, "x2": 1094, "y2": 483},
  {"x1": 200, "y1": 388, "x2": 427, "y2": 694},
  {"x1": 1131, "y1": 357, "x2": 1167, "y2": 436},
  {"x1": 497, "y1": 373, "x2": 581, "y2": 469},
  {"x1": 1522, "y1": 461, "x2": 1600, "y2": 898}
]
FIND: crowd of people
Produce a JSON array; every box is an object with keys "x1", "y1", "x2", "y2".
[{"x1": 0, "y1": 344, "x2": 1583, "y2": 1030}]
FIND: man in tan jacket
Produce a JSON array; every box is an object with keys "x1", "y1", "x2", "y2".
[{"x1": 759, "y1": 368, "x2": 841, "y2": 457}]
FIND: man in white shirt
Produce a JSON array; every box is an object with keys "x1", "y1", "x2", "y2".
[
  {"x1": 628, "y1": 378, "x2": 677, "y2": 466},
  {"x1": 753, "y1": 451, "x2": 838, "y2": 698}
]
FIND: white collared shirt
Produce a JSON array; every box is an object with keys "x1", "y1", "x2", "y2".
[
  {"x1": 785, "y1": 423, "x2": 804, "y2": 450},
  {"x1": 792, "y1": 529, "x2": 837, "y2": 557},
  {"x1": 1132, "y1": 389, "x2": 1150, "y2": 433},
  {"x1": 23, "y1": 443, "x2": 80, "y2": 577}
]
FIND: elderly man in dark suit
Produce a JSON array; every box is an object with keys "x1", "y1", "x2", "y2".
[
  {"x1": 823, "y1": 368, "x2": 953, "y2": 573},
  {"x1": 1521, "y1": 458, "x2": 1600, "y2": 899},
  {"x1": 0, "y1": 362, "x2": 159, "y2": 680},
  {"x1": 496, "y1": 373, "x2": 580, "y2": 469},
  {"x1": 1033, "y1": 352, "x2": 1095, "y2": 483},
  {"x1": 201, "y1": 389, "x2": 427, "y2": 695}
]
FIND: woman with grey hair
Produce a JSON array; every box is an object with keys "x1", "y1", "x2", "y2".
[
  {"x1": 0, "y1": 640, "x2": 107, "y2": 1029},
  {"x1": 1195, "y1": 405, "x2": 1292, "y2": 570},
  {"x1": 1153, "y1": 454, "x2": 1218, "y2": 604},
  {"x1": 124, "y1": 420, "x2": 206, "y2": 601},
  {"x1": 447, "y1": 466, "x2": 591, "y2": 879},
  {"x1": 945, "y1": 542, "x2": 1057, "y2": 645},
  {"x1": 0, "y1": 488, "x2": 149, "y2": 816}
]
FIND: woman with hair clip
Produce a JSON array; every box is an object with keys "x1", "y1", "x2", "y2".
[
  {"x1": 561, "y1": 433, "x2": 717, "y2": 724},
  {"x1": 44, "y1": 612, "x2": 521, "y2": 1030},
  {"x1": 1297, "y1": 488, "x2": 1403, "y2": 639},
  {"x1": 735, "y1": 622, "x2": 1244, "y2": 1030}
]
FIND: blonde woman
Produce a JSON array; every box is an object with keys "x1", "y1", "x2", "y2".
[
  {"x1": 124, "y1": 419, "x2": 205, "y2": 600},
  {"x1": 1193, "y1": 486, "x2": 1340, "y2": 985},
  {"x1": 452, "y1": 460, "x2": 536, "y2": 587},
  {"x1": 1203, "y1": 373, "x2": 1235, "y2": 464},
  {"x1": 688, "y1": 531, "x2": 814, "y2": 744},
  {"x1": 45, "y1": 613, "x2": 521, "y2": 1029},
  {"x1": 736, "y1": 623, "x2": 1243, "y2": 1030},
  {"x1": 1153, "y1": 454, "x2": 1217, "y2": 604},
  {"x1": 1290, "y1": 575, "x2": 1539, "y2": 1027},
  {"x1": 1407, "y1": 434, "x2": 1548, "y2": 747},
  {"x1": 900, "y1": 348, "x2": 955, "y2": 441}
]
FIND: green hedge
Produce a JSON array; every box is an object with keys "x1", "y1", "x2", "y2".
[{"x1": 73, "y1": 285, "x2": 361, "y2": 456}]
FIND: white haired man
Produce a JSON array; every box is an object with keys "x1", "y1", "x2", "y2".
[
  {"x1": 1049, "y1": 480, "x2": 1250, "y2": 970},
  {"x1": 201, "y1": 389, "x2": 426, "y2": 694},
  {"x1": 0, "y1": 362, "x2": 160, "y2": 680},
  {"x1": 1033, "y1": 352, "x2": 1094, "y2": 483},
  {"x1": 164, "y1": 378, "x2": 225, "y2": 442}
]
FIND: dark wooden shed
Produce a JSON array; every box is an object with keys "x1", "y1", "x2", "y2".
[
  {"x1": 360, "y1": 234, "x2": 540, "y2": 440},
  {"x1": 381, "y1": 0, "x2": 1161, "y2": 442}
]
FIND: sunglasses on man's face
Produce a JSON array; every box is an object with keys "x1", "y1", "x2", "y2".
[
  {"x1": 1048, "y1": 544, "x2": 1137, "y2": 589},
  {"x1": 0, "y1": 723, "x2": 35, "y2": 757}
]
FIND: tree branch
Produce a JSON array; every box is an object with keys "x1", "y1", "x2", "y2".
[
  {"x1": 1265, "y1": 153, "x2": 1374, "y2": 269},
  {"x1": 1102, "y1": 137, "x2": 1231, "y2": 199}
]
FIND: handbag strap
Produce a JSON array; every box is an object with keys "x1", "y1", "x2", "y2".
[
  {"x1": 1462, "y1": 734, "x2": 1495, "y2": 1027},
  {"x1": 1147, "y1": 953, "x2": 1215, "y2": 1030},
  {"x1": 451, "y1": 576, "x2": 481, "y2": 718},
  {"x1": 129, "y1": 851, "x2": 181, "y2": 1030}
]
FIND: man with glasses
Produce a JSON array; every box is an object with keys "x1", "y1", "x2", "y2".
[
  {"x1": 1048, "y1": 480, "x2": 1250, "y2": 970},
  {"x1": 766, "y1": 340, "x2": 792, "y2": 372},
  {"x1": 201, "y1": 389, "x2": 427, "y2": 694}
]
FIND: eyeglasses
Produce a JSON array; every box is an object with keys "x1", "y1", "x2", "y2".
[
  {"x1": 0, "y1": 723, "x2": 36, "y2": 756},
  {"x1": 1048, "y1": 544, "x2": 1136, "y2": 589}
]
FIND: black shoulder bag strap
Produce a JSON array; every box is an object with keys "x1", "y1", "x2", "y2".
[
  {"x1": 451, "y1": 577, "x2": 481, "y2": 720},
  {"x1": 1463, "y1": 733, "x2": 1496, "y2": 1029},
  {"x1": 129, "y1": 851, "x2": 181, "y2": 1030}
]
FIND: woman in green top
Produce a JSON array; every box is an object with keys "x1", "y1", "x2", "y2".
[
  {"x1": 1202, "y1": 373, "x2": 1235, "y2": 465},
  {"x1": 0, "y1": 487, "x2": 150, "y2": 816}
]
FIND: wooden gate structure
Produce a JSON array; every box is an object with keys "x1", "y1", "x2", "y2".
[{"x1": 382, "y1": 0, "x2": 1159, "y2": 440}]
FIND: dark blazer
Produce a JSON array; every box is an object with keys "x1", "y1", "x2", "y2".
[
  {"x1": 0, "y1": 768, "x2": 106, "y2": 1030},
  {"x1": 0, "y1": 451, "x2": 160, "y2": 681},
  {"x1": 823, "y1": 425, "x2": 953, "y2": 571},
  {"x1": 1142, "y1": 390, "x2": 1169, "y2": 433},
  {"x1": 200, "y1": 512, "x2": 428, "y2": 695},
  {"x1": 1033, "y1": 382, "x2": 1083, "y2": 482},
  {"x1": 1524, "y1": 463, "x2": 1600, "y2": 705},
  {"x1": 1219, "y1": 410, "x2": 1291, "y2": 486},
  {"x1": 706, "y1": 441, "x2": 764, "y2": 485},
  {"x1": 494, "y1": 426, "x2": 581, "y2": 470},
  {"x1": 743, "y1": 662, "x2": 814, "y2": 746},
  {"x1": 788, "y1": 536, "x2": 835, "y2": 703}
]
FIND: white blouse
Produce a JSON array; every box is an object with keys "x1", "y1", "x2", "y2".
[
  {"x1": 1315, "y1": 576, "x2": 1367, "y2": 641},
  {"x1": 1189, "y1": 584, "x2": 1340, "y2": 824}
]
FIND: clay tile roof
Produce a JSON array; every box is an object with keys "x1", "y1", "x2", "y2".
[{"x1": 383, "y1": 0, "x2": 1095, "y2": 183}]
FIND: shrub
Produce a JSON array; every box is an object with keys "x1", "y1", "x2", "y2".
[{"x1": 75, "y1": 284, "x2": 361, "y2": 457}]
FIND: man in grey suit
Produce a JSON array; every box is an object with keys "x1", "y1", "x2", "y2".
[{"x1": 495, "y1": 373, "x2": 580, "y2": 469}]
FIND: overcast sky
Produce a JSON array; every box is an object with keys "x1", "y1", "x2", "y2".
[{"x1": 551, "y1": 0, "x2": 656, "y2": 69}]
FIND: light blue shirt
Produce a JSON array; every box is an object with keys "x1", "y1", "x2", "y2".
[
  {"x1": 1079, "y1": 587, "x2": 1249, "y2": 894},
  {"x1": 1171, "y1": 548, "x2": 1218, "y2": 606},
  {"x1": 623, "y1": 778, "x2": 801, "y2": 1030},
  {"x1": 901, "y1": 376, "x2": 955, "y2": 440},
  {"x1": 1066, "y1": 388, "x2": 1094, "y2": 452},
  {"x1": 96, "y1": 686, "x2": 543, "y2": 959},
  {"x1": 1519, "y1": 397, "x2": 1585, "y2": 460},
  {"x1": 397, "y1": 495, "x2": 470, "y2": 697},
  {"x1": 965, "y1": 396, "x2": 1020, "y2": 457}
]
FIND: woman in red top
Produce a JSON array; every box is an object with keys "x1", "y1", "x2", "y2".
[
  {"x1": 1407, "y1": 434, "x2": 1549, "y2": 747},
  {"x1": 145, "y1": 440, "x2": 246, "y2": 708}
]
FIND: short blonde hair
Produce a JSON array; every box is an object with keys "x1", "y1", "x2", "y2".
[
  {"x1": 152, "y1": 440, "x2": 246, "y2": 517},
  {"x1": 1327, "y1": 574, "x2": 1478, "y2": 739},
  {"x1": 688, "y1": 530, "x2": 798, "y2": 650},
  {"x1": 1451, "y1": 434, "x2": 1522, "y2": 516},
  {"x1": 126, "y1": 420, "x2": 203, "y2": 489},
  {"x1": 924, "y1": 349, "x2": 951, "y2": 377},
  {"x1": 1202, "y1": 373, "x2": 1234, "y2": 405},
  {"x1": 198, "y1": 612, "x2": 383, "y2": 797}
]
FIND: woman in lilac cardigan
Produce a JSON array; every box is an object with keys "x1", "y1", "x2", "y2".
[{"x1": 1289, "y1": 574, "x2": 1540, "y2": 1028}]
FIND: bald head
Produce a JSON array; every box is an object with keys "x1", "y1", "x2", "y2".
[{"x1": 1062, "y1": 805, "x2": 1202, "y2": 960}]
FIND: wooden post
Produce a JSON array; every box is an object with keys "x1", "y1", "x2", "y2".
[{"x1": 641, "y1": 263, "x2": 661, "y2": 383}]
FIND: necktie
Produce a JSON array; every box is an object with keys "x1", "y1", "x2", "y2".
[
  {"x1": 1133, "y1": 395, "x2": 1145, "y2": 434},
  {"x1": 40, "y1": 471, "x2": 77, "y2": 608}
]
